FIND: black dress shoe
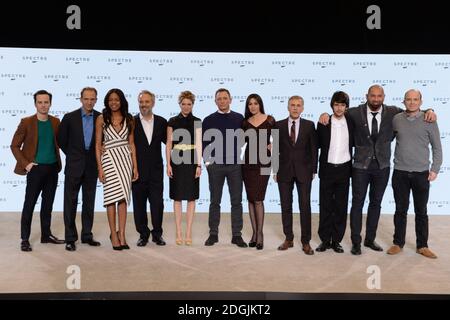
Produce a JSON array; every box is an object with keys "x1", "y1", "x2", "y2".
[
  {"x1": 248, "y1": 241, "x2": 257, "y2": 247},
  {"x1": 256, "y1": 243, "x2": 264, "y2": 250},
  {"x1": 21, "y1": 240, "x2": 32, "y2": 252},
  {"x1": 152, "y1": 237, "x2": 166, "y2": 246},
  {"x1": 65, "y1": 241, "x2": 76, "y2": 251},
  {"x1": 351, "y1": 244, "x2": 362, "y2": 255},
  {"x1": 137, "y1": 238, "x2": 148, "y2": 247},
  {"x1": 316, "y1": 241, "x2": 331, "y2": 252},
  {"x1": 81, "y1": 239, "x2": 101, "y2": 246},
  {"x1": 364, "y1": 240, "x2": 383, "y2": 252},
  {"x1": 231, "y1": 236, "x2": 248, "y2": 248},
  {"x1": 204, "y1": 234, "x2": 218, "y2": 246},
  {"x1": 331, "y1": 241, "x2": 344, "y2": 253},
  {"x1": 41, "y1": 234, "x2": 65, "y2": 244}
]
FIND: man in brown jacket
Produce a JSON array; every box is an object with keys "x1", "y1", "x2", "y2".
[
  {"x1": 274, "y1": 95, "x2": 318, "y2": 255},
  {"x1": 10, "y1": 90, "x2": 64, "y2": 252}
]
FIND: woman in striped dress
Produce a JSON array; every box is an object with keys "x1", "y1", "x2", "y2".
[{"x1": 95, "y1": 88, "x2": 138, "y2": 250}]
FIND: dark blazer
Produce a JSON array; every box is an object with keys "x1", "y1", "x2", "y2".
[
  {"x1": 57, "y1": 108, "x2": 101, "y2": 178},
  {"x1": 347, "y1": 104, "x2": 402, "y2": 170},
  {"x1": 11, "y1": 114, "x2": 62, "y2": 175},
  {"x1": 275, "y1": 117, "x2": 318, "y2": 183},
  {"x1": 317, "y1": 114, "x2": 354, "y2": 179},
  {"x1": 133, "y1": 114, "x2": 167, "y2": 182}
]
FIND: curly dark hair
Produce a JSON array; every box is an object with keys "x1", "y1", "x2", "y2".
[{"x1": 102, "y1": 88, "x2": 133, "y2": 132}]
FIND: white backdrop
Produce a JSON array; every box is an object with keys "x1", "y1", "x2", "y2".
[{"x1": 1, "y1": 47, "x2": 448, "y2": 214}]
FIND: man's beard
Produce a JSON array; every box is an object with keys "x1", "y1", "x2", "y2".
[{"x1": 368, "y1": 102, "x2": 382, "y2": 111}]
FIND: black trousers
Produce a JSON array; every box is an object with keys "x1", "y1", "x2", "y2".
[
  {"x1": 63, "y1": 174, "x2": 97, "y2": 242},
  {"x1": 21, "y1": 163, "x2": 58, "y2": 241},
  {"x1": 206, "y1": 164, "x2": 243, "y2": 237},
  {"x1": 392, "y1": 170, "x2": 430, "y2": 249},
  {"x1": 278, "y1": 178, "x2": 312, "y2": 245},
  {"x1": 350, "y1": 160, "x2": 390, "y2": 245},
  {"x1": 318, "y1": 162, "x2": 351, "y2": 243},
  {"x1": 132, "y1": 178, "x2": 164, "y2": 240}
]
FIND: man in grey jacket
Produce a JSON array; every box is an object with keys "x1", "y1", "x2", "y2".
[{"x1": 386, "y1": 89, "x2": 442, "y2": 259}]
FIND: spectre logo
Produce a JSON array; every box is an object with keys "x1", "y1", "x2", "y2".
[
  {"x1": 251, "y1": 78, "x2": 274, "y2": 85},
  {"x1": 231, "y1": 60, "x2": 254, "y2": 67},
  {"x1": 108, "y1": 58, "x2": 132, "y2": 65},
  {"x1": 44, "y1": 74, "x2": 69, "y2": 82},
  {"x1": 66, "y1": 57, "x2": 90, "y2": 64},
  {"x1": 271, "y1": 96, "x2": 290, "y2": 104},
  {"x1": 128, "y1": 76, "x2": 152, "y2": 84},
  {"x1": 22, "y1": 56, "x2": 47, "y2": 63},
  {"x1": 1, "y1": 73, "x2": 26, "y2": 81},
  {"x1": 156, "y1": 94, "x2": 174, "y2": 102},
  {"x1": 149, "y1": 59, "x2": 173, "y2": 66},
  {"x1": 312, "y1": 61, "x2": 335, "y2": 68},
  {"x1": 353, "y1": 61, "x2": 376, "y2": 68},
  {"x1": 210, "y1": 77, "x2": 233, "y2": 85},
  {"x1": 435, "y1": 62, "x2": 450, "y2": 69},
  {"x1": 86, "y1": 75, "x2": 111, "y2": 83},
  {"x1": 191, "y1": 59, "x2": 213, "y2": 66},
  {"x1": 291, "y1": 78, "x2": 315, "y2": 86},
  {"x1": 393, "y1": 62, "x2": 418, "y2": 69},
  {"x1": 433, "y1": 97, "x2": 450, "y2": 105},
  {"x1": 413, "y1": 79, "x2": 437, "y2": 87},
  {"x1": 196, "y1": 95, "x2": 213, "y2": 102},
  {"x1": 170, "y1": 77, "x2": 194, "y2": 84},
  {"x1": 311, "y1": 96, "x2": 330, "y2": 104},
  {"x1": 272, "y1": 60, "x2": 295, "y2": 68}
]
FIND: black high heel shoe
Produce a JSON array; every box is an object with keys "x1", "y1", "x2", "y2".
[
  {"x1": 110, "y1": 233, "x2": 123, "y2": 251},
  {"x1": 117, "y1": 231, "x2": 130, "y2": 250},
  {"x1": 248, "y1": 236, "x2": 257, "y2": 247},
  {"x1": 256, "y1": 233, "x2": 264, "y2": 250}
]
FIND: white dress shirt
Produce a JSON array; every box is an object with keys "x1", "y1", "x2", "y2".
[
  {"x1": 140, "y1": 113, "x2": 154, "y2": 145},
  {"x1": 367, "y1": 104, "x2": 382, "y2": 134},
  {"x1": 328, "y1": 115, "x2": 351, "y2": 164}
]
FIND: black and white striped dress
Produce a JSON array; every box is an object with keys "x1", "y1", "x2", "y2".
[{"x1": 101, "y1": 123, "x2": 133, "y2": 207}]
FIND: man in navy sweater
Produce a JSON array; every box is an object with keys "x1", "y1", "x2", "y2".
[{"x1": 202, "y1": 88, "x2": 247, "y2": 247}]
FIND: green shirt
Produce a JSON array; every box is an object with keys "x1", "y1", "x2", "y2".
[{"x1": 35, "y1": 119, "x2": 57, "y2": 164}]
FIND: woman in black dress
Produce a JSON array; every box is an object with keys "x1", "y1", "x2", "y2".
[
  {"x1": 242, "y1": 93, "x2": 275, "y2": 250},
  {"x1": 166, "y1": 91, "x2": 202, "y2": 245}
]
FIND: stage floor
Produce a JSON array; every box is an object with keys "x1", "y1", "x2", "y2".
[{"x1": 0, "y1": 212, "x2": 449, "y2": 296}]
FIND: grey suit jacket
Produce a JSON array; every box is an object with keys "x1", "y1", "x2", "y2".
[{"x1": 347, "y1": 103, "x2": 402, "y2": 170}]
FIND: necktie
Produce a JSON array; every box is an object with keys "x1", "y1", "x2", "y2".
[
  {"x1": 371, "y1": 112, "x2": 378, "y2": 143},
  {"x1": 290, "y1": 120, "x2": 296, "y2": 145}
]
